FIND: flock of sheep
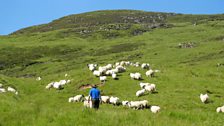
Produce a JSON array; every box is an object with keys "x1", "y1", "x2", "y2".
[
  {"x1": 69, "y1": 61, "x2": 161, "y2": 113},
  {"x1": 1, "y1": 60, "x2": 223, "y2": 114},
  {"x1": 199, "y1": 93, "x2": 224, "y2": 113},
  {"x1": 67, "y1": 60, "x2": 224, "y2": 114},
  {"x1": 0, "y1": 83, "x2": 18, "y2": 95}
]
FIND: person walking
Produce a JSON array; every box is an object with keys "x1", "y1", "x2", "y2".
[{"x1": 89, "y1": 84, "x2": 101, "y2": 109}]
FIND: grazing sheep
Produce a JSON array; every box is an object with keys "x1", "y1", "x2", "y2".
[
  {"x1": 112, "y1": 73, "x2": 117, "y2": 79},
  {"x1": 136, "y1": 89, "x2": 146, "y2": 97},
  {"x1": 144, "y1": 84, "x2": 156, "y2": 92},
  {"x1": 105, "y1": 64, "x2": 113, "y2": 70},
  {"x1": 53, "y1": 82, "x2": 62, "y2": 89},
  {"x1": 216, "y1": 106, "x2": 224, "y2": 113},
  {"x1": 84, "y1": 100, "x2": 92, "y2": 108},
  {"x1": 7, "y1": 87, "x2": 18, "y2": 95},
  {"x1": 85, "y1": 96, "x2": 90, "y2": 101},
  {"x1": 141, "y1": 63, "x2": 150, "y2": 69},
  {"x1": 93, "y1": 70, "x2": 101, "y2": 77},
  {"x1": 101, "y1": 96, "x2": 110, "y2": 103},
  {"x1": 100, "y1": 76, "x2": 107, "y2": 82},
  {"x1": 36, "y1": 77, "x2": 41, "y2": 81},
  {"x1": 130, "y1": 73, "x2": 142, "y2": 80},
  {"x1": 115, "y1": 62, "x2": 120, "y2": 67},
  {"x1": 73, "y1": 95, "x2": 84, "y2": 102},
  {"x1": 130, "y1": 73, "x2": 135, "y2": 79},
  {"x1": 66, "y1": 80, "x2": 71, "y2": 84},
  {"x1": 150, "y1": 106, "x2": 160, "y2": 113},
  {"x1": 124, "y1": 61, "x2": 131, "y2": 66},
  {"x1": 98, "y1": 66, "x2": 107, "y2": 74},
  {"x1": 87, "y1": 64, "x2": 97, "y2": 71},
  {"x1": 139, "y1": 82, "x2": 150, "y2": 89},
  {"x1": 0, "y1": 88, "x2": 6, "y2": 93},
  {"x1": 134, "y1": 62, "x2": 140, "y2": 67},
  {"x1": 146, "y1": 69, "x2": 155, "y2": 77},
  {"x1": 135, "y1": 73, "x2": 141, "y2": 80},
  {"x1": 128, "y1": 101, "x2": 142, "y2": 110},
  {"x1": 139, "y1": 100, "x2": 149, "y2": 108},
  {"x1": 106, "y1": 70, "x2": 113, "y2": 76},
  {"x1": 59, "y1": 80, "x2": 67, "y2": 85},
  {"x1": 46, "y1": 82, "x2": 54, "y2": 89},
  {"x1": 109, "y1": 96, "x2": 120, "y2": 105},
  {"x1": 200, "y1": 94, "x2": 209, "y2": 103},
  {"x1": 68, "y1": 97, "x2": 75, "y2": 102},
  {"x1": 116, "y1": 66, "x2": 126, "y2": 73},
  {"x1": 122, "y1": 101, "x2": 129, "y2": 106}
]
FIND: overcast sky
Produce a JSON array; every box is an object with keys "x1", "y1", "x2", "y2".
[{"x1": 1, "y1": 0, "x2": 224, "y2": 35}]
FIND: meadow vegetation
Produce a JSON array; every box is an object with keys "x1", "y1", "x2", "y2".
[{"x1": 0, "y1": 10, "x2": 224, "y2": 126}]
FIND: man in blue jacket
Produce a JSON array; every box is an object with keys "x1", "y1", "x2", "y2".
[{"x1": 89, "y1": 84, "x2": 101, "y2": 109}]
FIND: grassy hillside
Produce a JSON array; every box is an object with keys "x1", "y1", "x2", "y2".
[{"x1": 0, "y1": 10, "x2": 224, "y2": 126}]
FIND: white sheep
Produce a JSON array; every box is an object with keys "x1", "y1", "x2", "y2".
[
  {"x1": 116, "y1": 66, "x2": 126, "y2": 73},
  {"x1": 118, "y1": 61, "x2": 124, "y2": 66},
  {"x1": 101, "y1": 96, "x2": 110, "y2": 103},
  {"x1": 200, "y1": 94, "x2": 209, "y2": 103},
  {"x1": 130, "y1": 73, "x2": 135, "y2": 79},
  {"x1": 134, "y1": 62, "x2": 140, "y2": 67},
  {"x1": 135, "y1": 73, "x2": 141, "y2": 80},
  {"x1": 130, "y1": 73, "x2": 142, "y2": 80},
  {"x1": 7, "y1": 87, "x2": 18, "y2": 95},
  {"x1": 115, "y1": 62, "x2": 120, "y2": 67},
  {"x1": 144, "y1": 84, "x2": 156, "y2": 92},
  {"x1": 112, "y1": 69, "x2": 119, "y2": 74},
  {"x1": 122, "y1": 101, "x2": 129, "y2": 106},
  {"x1": 216, "y1": 106, "x2": 224, "y2": 113},
  {"x1": 128, "y1": 101, "x2": 142, "y2": 110},
  {"x1": 139, "y1": 82, "x2": 150, "y2": 89},
  {"x1": 139, "y1": 100, "x2": 149, "y2": 108},
  {"x1": 84, "y1": 100, "x2": 92, "y2": 108},
  {"x1": 46, "y1": 82, "x2": 54, "y2": 89},
  {"x1": 150, "y1": 106, "x2": 160, "y2": 113},
  {"x1": 53, "y1": 82, "x2": 62, "y2": 89},
  {"x1": 73, "y1": 95, "x2": 84, "y2": 102},
  {"x1": 109, "y1": 96, "x2": 120, "y2": 105},
  {"x1": 85, "y1": 96, "x2": 90, "y2": 101},
  {"x1": 141, "y1": 63, "x2": 150, "y2": 69},
  {"x1": 0, "y1": 88, "x2": 6, "y2": 93},
  {"x1": 112, "y1": 73, "x2": 117, "y2": 79},
  {"x1": 125, "y1": 61, "x2": 131, "y2": 66},
  {"x1": 87, "y1": 64, "x2": 97, "y2": 71},
  {"x1": 93, "y1": 70, "x2": 101, "y2": 77},
  {"x1": 0, "y1": 83, "x2": 3, "y2": 88},
  {"x1": 68, "y1": 97, "x2": 74, "y2": 102},
  {"x1": 100, "y1": 76, "x2": 107, "y2": 82},
  {"x1": 66, "y1": 79, "x2": 71, "y2": 84},
  {"x1": 98, "y1": 66, "x2": 107, "y2": 74},
  {"x1": 136, "y1": 89, "x2": 146, "y2": 97},
  {"x1": 105, "y1": 64, "x2": 113, "y2": 70},
  {"x1": 105, "y1": 70, "x2": 113, "y2": 76},
  {"x1": 146, "y1": 69, "x2": 154, "y2": 77},
  {"x1": 59, "y1": 80, "x2": 67, "y2": 85},
  {"x1": 36, "y1": 77, "x2": 41, "y2": 81}
]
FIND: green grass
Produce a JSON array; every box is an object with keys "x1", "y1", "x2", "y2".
[{"x1": 1, "y1": 10, "x2": 224, "y2": 126}]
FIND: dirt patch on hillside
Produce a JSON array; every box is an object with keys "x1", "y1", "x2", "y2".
[{"x1": 79, "y1": 83, "x2": 104, "y2": 90}]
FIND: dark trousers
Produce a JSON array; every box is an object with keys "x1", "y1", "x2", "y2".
[{"x1": 91, "y1": 99, "x2": 100, "y2": 109}]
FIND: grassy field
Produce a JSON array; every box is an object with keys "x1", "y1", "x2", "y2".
[{"x1": 0, "y1": 10, "x2": 224, "y2": 126}]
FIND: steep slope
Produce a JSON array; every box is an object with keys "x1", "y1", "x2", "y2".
[{"x1": 0, "y1": 10, "x2": 224, "y2": 126}]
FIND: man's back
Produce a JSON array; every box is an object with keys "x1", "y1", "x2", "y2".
[{"x1": 90, "y1": 88, "x2": 100, "y2": 99}]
